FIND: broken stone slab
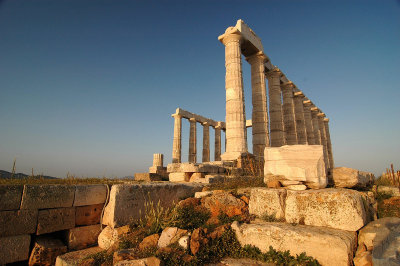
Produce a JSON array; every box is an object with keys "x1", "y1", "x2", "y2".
[
  {"x1": 98, "y1": 225, "x2": 131, "y2": 250},
  {"x1": 37, "y1": 207, "x2": 75, "y2": 235},
  {"x1": 67, "y1": 224, "x2": 102, "y2": 250},
  {"x1": 55, "y1": 246, "x2": 103, "y2": 266},
  {"x1": 21, "y1": 185, "x2": 75, "y2": 209},
  {"x1": 285, "y1": 188, "x2": 367, "y2": 231},
  {"x1": 0, "y1": 234, "x2": 31, "y2": 264},
  {"x1": 29, "y1": 236, "x2": 67, "y2": 266},
  {"x1": 232, "y1": 221, "x2": 357, "y2": 266},
  {"x1": 134, "y1": 173, "x2": 163, "y2": 182},
  {"x1": 74, "y1": 185, "x2": 107, "y2": 206},
  {"x1": 285, "y1": 184, "x2": 307, "y2": 191},
  {"x1": 355, "y1": 217, "x2": 400, "y2": 266},
  {"x1": 332, "y1": 167, "x2": 374, "y2": 188},
  {"x1": 0, "y1": 185, "x2": 23, "y2": 211},
  {"x1": 167, "y1": 162, "x2": 222, "y2": 174},
  {"x1": 158, "y1": 227, "x2": 187, "y2": 248},
  {"x1": 103, "y1": 183, "x2": 203, "y2": 228},
  {"x1": 0, "y1": 209, "x2": 38, "y2": 237},
  {"x1": 264, "y1": 145, "x2": 327, "y2": 189},
  {"x1": 75, "y1": 203, "x2": 104, "y2": 226},
  {"x1": 249, "y1": 188, "x2": 286, "y2": 221},
  {"x1": 169, "y1": 172, "x2": 190, "y2": 182}
]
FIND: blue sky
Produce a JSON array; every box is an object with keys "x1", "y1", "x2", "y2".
[{"x1": 0, "y1": 0, "x2": 399, "y2": 177}]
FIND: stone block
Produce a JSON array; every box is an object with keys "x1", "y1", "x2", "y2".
[
  {"x1": 169, "y1": 172, "x2": 190, "y2": 182},
  {"x1": 332, "y1": 167, "x2": 374, "y2": 188},
  {"x1": 0, "y1": 185, "x2": 23, "y2": 210},
  {"x1": 97, "y1": 225, "x2": 130, "y2": 249},
  {"x1": 67, "y1": 224, "x2": 102, "y2": 250},
  {"x1": 134, "y1": 173, "x2": 163, "y2": 182},
  {"x1": 264, "y1": 145, "x2": 327, "y2": 189},
  {"x1": 158, "y1": 227, "x2": 187, "y2": 248},
  {"x1": 0, "y1": 234, "x2": 31, "y2": 264},
  {"x1": 377, "y1": 186, "x2": 400, "y2": 197},
  {"x1": 55, "y1": 246, "x2": 103, "y2": 266},
  {"x1": 103, "y1": 183, "x2": 203, "y2": 228},
  {"x1": 249, "y1": 188, "x2": 286, "y2": 220},
  {"x1": 74, "y1": 185, "x2": 107, "y2": 206},
  {"x1": 37, "y1": 207, "x2": 75, "y2": 235},
  {"x1": 29, "y1": 236, "x2": 67, "y2": 266},
  {"x1": 0, "y1": 209, "x2": 38, "y2": 237},
  {"x1": 75, "y1": 203, "x2": 104, "y2": 226},
  {"x1": 232, "y1": 221, "x2": 357, "y2": 266},
  {"x1": 285, "y1": 188, "x2": 367, "y2": 231},
  {"x1": 21, "y1": 185, "x2": 75, "y2": 209}
]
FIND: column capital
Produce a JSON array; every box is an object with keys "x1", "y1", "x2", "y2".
[
  {"x1": 303, "y1": 100, "x2": 312, "y2": 106},
  {"x1": 189, "y1": 117, "x2": 197, "y2": 122},
  {"x1": 294, "y1": 91, "x2": 305, "y2": 98},
  {"x1": 246, "y1": 51, "x2": 269, "y2": 65},
  {"x1": 310, "y1": 106, "x2": 319, "y2": 112},
  {"x1": 265, "y1": 67, "x2": 282, "y2": 79},
  {"x1": 215, "y1": 122, "x2": 223, "y2": 129},
  {"x1": 218, "y1": 27, "x2": 242, "y2": 46},
  {"x1": 171, "y1": 113, "x2": 181, "y2": 118},
  {"x1": 324, "y1": 118, "x2": 329, "y2": 122},
  {"x1": 281, "y1": 81, "x2": 295, "y2": 90},
  {"x1": 202, "y1": 121, "x2": 210, "y2": 126},
  {"x1": 317, "y1": 112, "x2": 326, "y2": 117}
]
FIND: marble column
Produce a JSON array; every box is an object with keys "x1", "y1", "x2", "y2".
[
  {"x1": 324, "y1": 118, "x2": 335, "y2": 168},
  {"x1": 293, "y1": 91, "x2": 307, "y2": 144},
  {"x1": 153, "y1": 153, "x2": 163, "y2": 167},
  {"x1": 281, "y1": 81, "x2": 298, "y2": 145},
  {"x1": 266, "y1": 68, "x2": 285, "y2": 147},
  {"x1": 303, "y1": 100, "x2": 315, "y2": 145},
  {"x1": 247, "y1": 52, "x2": 269, "y2": 158},
  {"x1": 219, "y1": 28, "x2": 247, "y2": 160},
  {"x1": 188, "y1": 118, "x2": 197, "y2": 163},
  {"x1": 172, "y1": 113, "x2": 182, "y2": 163},
  {"x1": 202, "y1": 122, "x2": 210, "y2": 163},
  {"x1": 317, "y1": 112, "x2": 329, "y2": 171},
  {"x1": 214, "y1": 123, "x2": 222, "y2": 161},
  {"x1": 310, "y1": 107, "x2": 321, "y2": 145}
]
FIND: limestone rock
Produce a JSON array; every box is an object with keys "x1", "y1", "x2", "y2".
[
  {"x1": 264, "y1": 145, "x2": 327, "y2": 189},
  {"x1": 190, "y1": 228, "x2": 208, "y2": 255},
  {"x1": 37, "y1": 207, "x2": 75, "y2": 235},
  {"x1": 0, "y1": 234, "x2": 31, "y2": 264},
  {"x1": 169, "y1": 172, "x2": 190, "y2": 182},
  {"x1": 208, "y1": 224, "x2": 229, "y2": 240},
  {"x1": 139, "y1": 234, "x2": 159, "y2": 250},
  {"x1": 285, "y1": 188, "x2": 367, "y2": 231},
  {"x1": 195, "y1": 191, "x2": 213, "y2": 198},
  {"x1": 377, "y1": 186, "x2": 400, "y2": 197},
  {"x1": 158, "y1": 227, "x2": 187, "y2": 248},
  {"x1": 21, "y1": 185, "x2": 75, "y2": 209},
  {"x1": 55, "y1": 246, "x2": 103, "y2": 266},
  {"x1": 75, "y1": 203, "x2": 104, "y2": 226},
  {"x1": 0, "y1": 209, "x2": 38, "y2": 237},
  {"x1": 113, "y1": 249, "x2": 136, "y2": 264},
  {"x1": 103, "y1": 183, "x2": 202, "y2": 228},
  {"x1": 98, "y1": 225, "x2": 130, "y2": 250},
  {"x1": 266, "y1": 180, "x2": 281, "y2": 188},
  {"x1": 29, "y1": 236, "x2": 67, "y2": 266},
  {"x1": 178, "y1": 197, "x2": 200, "y2": 208},
  {"x1": 178, "y1": 235, "x2": 190, "y2": 250},
  {"x1": 0, "y1": 185, "x2": 23, "y2": 211},
  {"x1": 286, "y1": 184, "x2": 307, "y2": 191},
  {"x1": 201, "y1": 191, "x2": 249, "y2": 221},
  {"x1": 134, "y1": 173, "x2": 163, "y2": 182},
  {"x1": 67, "y1": 224, "x2": 102, "y2": 250},
  {"x1": 332, "y1": 167, "x2": 374, "y2": 188},
  {"x1": 249, "y1": 188, "x2": 286, "y2": 220},
  {"x1": 232, "y1": 221, "x2": 357, "y2": 266},
  {"x1": 74, "y1": 185, "x2": 107, "y2": 206},
  {"x1": 356, "y1": 217, "x2": 400, "y2": 266},
  {"x1": 114, "y1": 257, "x2": 162, "y2": 266}
]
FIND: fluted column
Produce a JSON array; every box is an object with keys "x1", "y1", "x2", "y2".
[
  {"x1": 266, "y1": 68, "x2": 285, "y2": 147},
  {"x1": 303, "y1": 100, "x2": 315, "y2": 145},
  {"x1": 317, "y1": 112, "x2": 329, "y2": 171},
  {"x1": 293, "y1": 91, "x2": 307, "y2": 144},
  {"x1": 311, "y1": 107, "x2": 321, "y2": 145},
  {"x1": 218, "y1": 28, "x2": 247, "y2": 160},
  {"x1": 214, "y1": 123, "x2": 222, "y2": 161},
  {"x1": 324, "y1": 118, "x2": 334, "y2": 168},
  {"x1": 188, "y1": 118, "x2": 197, "y2": 163},
  {"x1": 246, "y1": 52, "x2": 269, "y2": 158},
  {"x1": 172, "y1": 113, "x2": 182, "y2": 163},
  {"x1": 202, "y1": 122, "x2": 210, "y2": 163},
  {"x1": 153, "y1": 153, "x2": 163, "y2": 167},
  {"x1": 281, "y1": 81, "x2": 297, "y2": 145}
]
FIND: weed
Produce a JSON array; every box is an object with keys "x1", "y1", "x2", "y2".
[
  {"x1": 166, "y1": 205, "x2": 211, "y2": 230},
  {"x1": 82, "y1": 250, "x2": 113, "y2": 266},
  {"x1": 260, "y1": 212, "x2": 285, "y2": 223},
  {"x1": 217, "y1": 213, "x2": 243, "y2": 224}
]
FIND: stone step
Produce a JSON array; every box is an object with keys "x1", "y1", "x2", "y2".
[
  {"x1": 55, "y1": 246, "x2": 104, "y2": 266},
  {"x1": 232, "y1": 221, "x2": 357, "y2": 266}
]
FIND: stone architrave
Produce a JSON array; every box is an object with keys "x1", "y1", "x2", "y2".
[
  {"x1": 303, "y1": 100, "x2": 315, "y2": 145},
  {"x1": 171, "y1": 113, "x2": 182, "y2": 163},
  {"x1": 202, "y1": 122, "x2": 210, "y2": 162},
  {"x1": 246, "y1": 52, "x2": 269, "y2": 158},
  {"x1": 324, "y1": 118, "x2": 334, "y2": 168},
  {"x1": 188, "y1": 118, "x2": 197, "y2": 163},
  {"x1": 310, "y1": 107, "x2": 321, "y2": 145},
  {"x1": 266, "y1": 68, "x2": 285, "y2": 147},
  {"x1": 317, "y1": 112, "x2": 329, "y2": 170},
  {"x1": 21, "y1": 185, "x2": 75, "y2": 209},
  {"x1": 281, "y1": 81, "x2": 298, "y2": 145},
  {"x1": 218, "y1": 27, "x2": 248, "y2": 160},
  {"x1": 293, "y1": 91, "x2": 307, "y2": 144},
  {"x1": 214, "y1": 123, "x2": 222, "y2": 161}
]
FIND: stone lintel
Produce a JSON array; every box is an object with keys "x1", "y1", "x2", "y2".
[
  {"x1": 173, "y1": 108, "x2": 225, "y2": 129},
  {"x1": 234, "y1": 19, "x2": 264, "y2": 53}
]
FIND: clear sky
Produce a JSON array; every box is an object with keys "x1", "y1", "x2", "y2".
[{"x1": 0, "y1": 0, "x2": 399, "y2": 178}]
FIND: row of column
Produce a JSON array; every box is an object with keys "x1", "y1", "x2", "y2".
[{"x1": 172, "y1": 114, "x2": 223, "y2": 164}]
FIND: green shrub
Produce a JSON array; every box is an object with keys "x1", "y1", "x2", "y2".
[
  {"x1": 260, "y1": 212, "x2": 285, "y2": 223},
  {"x1": 166, "y1": 205, "x2": 211, "y2": 230}
]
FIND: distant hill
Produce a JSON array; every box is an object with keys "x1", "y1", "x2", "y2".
[{"x1": 0, "y1": 170, "x2": 58, "y2": 179}]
